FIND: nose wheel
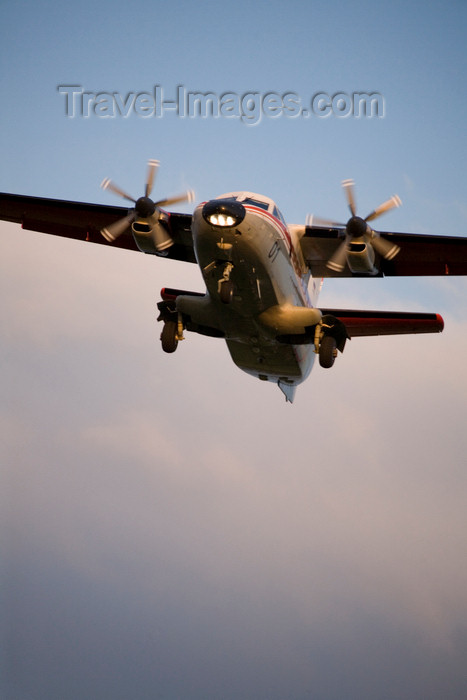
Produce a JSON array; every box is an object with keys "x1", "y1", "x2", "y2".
[{"x1": 220, "y1": 279, "x2": 234, "y2": 304}]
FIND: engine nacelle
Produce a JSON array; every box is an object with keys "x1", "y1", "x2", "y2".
[
  {"x1": 346, "y1": 238, "x2": 377, "y2": 274},
  {"x1": 132, "y1": 212, "x2": 174, "y2": 255}
]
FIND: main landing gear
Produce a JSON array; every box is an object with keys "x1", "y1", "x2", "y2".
[
  {"x1": 157, "y1": 302, "x2": 184, "y2": 354},
  {"x1": 160, "y1": 320, "x2": 179, "y2": 353},
  {"x1": 318, "y1": 334, "x2": 337, "y2": 368},
  {"x1": 314, "y1": 316, "x2": 349, "y2": 369}
]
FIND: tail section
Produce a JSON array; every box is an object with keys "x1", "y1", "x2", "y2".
[{"x1": 278, "y1": 380, "x2": 296, "y2": 403}]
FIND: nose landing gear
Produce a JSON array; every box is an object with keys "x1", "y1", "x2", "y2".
[{"x1": 218, "y1": 262, "x2": 234, "y2": 304}]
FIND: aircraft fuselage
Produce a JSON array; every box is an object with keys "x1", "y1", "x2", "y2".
[{"x1": 175, "y1": 192, "x2": 322, "y2": 399}]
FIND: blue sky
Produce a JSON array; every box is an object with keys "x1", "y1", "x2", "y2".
[{"x1": 2, "y1": 1, "x2": 467, "y2": 699}]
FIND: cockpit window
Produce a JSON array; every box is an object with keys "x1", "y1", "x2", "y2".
[
  {"x1": 273, "y1": 206, "x2": 286, "y2": 224},
  {"x1": 215, "y1": 192, "x2": 277, "y2": 213},
  {"x1": 243, "y1": 198, "x2": 269, "y2": 211}
]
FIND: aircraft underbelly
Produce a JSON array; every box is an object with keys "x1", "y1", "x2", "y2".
[{"x1": 226, "y1": 337, "x2": 314, "y2": 382}]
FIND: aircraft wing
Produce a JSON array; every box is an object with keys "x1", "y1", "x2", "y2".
[
  {"x1": 0, "y1": 193, "x2": 196, "y2": 263},
  {"x1": 299, "y1": 226, "x2": 467, "y2": 277},
  {"x1": 321, "y1": 308, "x2": 444, "y2": 336}
]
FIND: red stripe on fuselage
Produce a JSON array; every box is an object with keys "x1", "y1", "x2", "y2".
[
  {"x1": 243, "y1": 204, "x2": 293, "y2": 253},
  {"x1": 243, "y1": 205, "x2": 310, "y2": 304}
]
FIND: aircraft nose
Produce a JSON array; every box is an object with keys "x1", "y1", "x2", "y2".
[{"x1": 202, "y1": 199, "x2": 246, "y2": 227}]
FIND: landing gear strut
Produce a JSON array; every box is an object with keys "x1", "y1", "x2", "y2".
[{"x1": 218, "y1": 262, "x2": 234, "y2": 304}]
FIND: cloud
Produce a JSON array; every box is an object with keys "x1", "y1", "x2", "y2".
[{"x1": 3, "y1": 220, "x2": 467, "y2": 700}]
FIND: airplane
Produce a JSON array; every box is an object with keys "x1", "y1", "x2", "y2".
[{"x1": 2, "y1": 160, "x2": 467, "y2": 402}]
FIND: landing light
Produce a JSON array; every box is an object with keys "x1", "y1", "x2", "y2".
[
  {"x1": 208, "y1": 214, "x2": 236, "y2": 226},
  {"x1": 202, "y1": 199, "x2": 246, "y2": 227}
]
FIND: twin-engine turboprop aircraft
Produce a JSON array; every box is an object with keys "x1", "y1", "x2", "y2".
[{"x1": 2, "y1": 160, "x2": 467, "y2": 402}]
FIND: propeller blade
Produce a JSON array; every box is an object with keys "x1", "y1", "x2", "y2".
[
  {"x1": 100, "y1": 160, "x2": 194, "y2": 254},
  {"x1": 145, "y1": 159, "x2": 160, "y2": 197},
  {"x1": 306, "y1": 214, "x2": 345, "y2": 228},
  {"x1": 154, "y1": 189, "x2": 195, "y2": 209},
  {"x1": 326, "y1": 239, "x2": 349, "y2": 272},
  {"x1": 320, "y1": 180, "x2": 402, "y2": 272},
  {"x1": 101, "y1": 213, "x2": 135, "y2": 242},
  {"x1": 342, "y1": 179, "x2": 356, "y2": 217},
  {"x1": 101, "y1": 178, "x2": 136, "y2": 203},
  {"x1": 369, "y1": 232, "x2": 401, "y2": 260},
  {"x1": 365, "y1": 195, "x2": 401, "y2": 222}
]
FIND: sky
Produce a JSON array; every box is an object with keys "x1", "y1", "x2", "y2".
[{"x1": 1, "y1": 1, "x2": 467, "y2": 698}]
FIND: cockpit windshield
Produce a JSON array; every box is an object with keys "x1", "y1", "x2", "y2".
[
  {"x1": 273, "y1": 206, "x2": 286, "y2": 225},
  {"x1": 242, "y1": 197, "x2": 269, "y2": 211},
  {"x1": 215, "y1": 191, "x2": 286, "y2": 224}
]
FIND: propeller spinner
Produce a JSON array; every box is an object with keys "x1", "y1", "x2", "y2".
[
  {"x1": 308, "y1": 180, "x2": 401, "y2": 273},
  {"x1": 100, "y1": 160, "x2": 194, "y2": 252}
]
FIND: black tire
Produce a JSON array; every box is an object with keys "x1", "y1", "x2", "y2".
[
  {"x1": 161, "y1": 321, "x2": 178, "y2": 353},
  {"x1": 220, "y1": 279, "x2": 234, "y2": 304},
  {"x1": 319, "y1": 334, "x2": 337, "y2": 368}
]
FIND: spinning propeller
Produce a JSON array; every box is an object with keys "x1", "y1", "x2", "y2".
[
  {"x1": 100, "y1": 159, "x2": 194, "y2": 251},
  {"x1": 307, "y1": 179, "x2": 401, "y2": 272}
]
